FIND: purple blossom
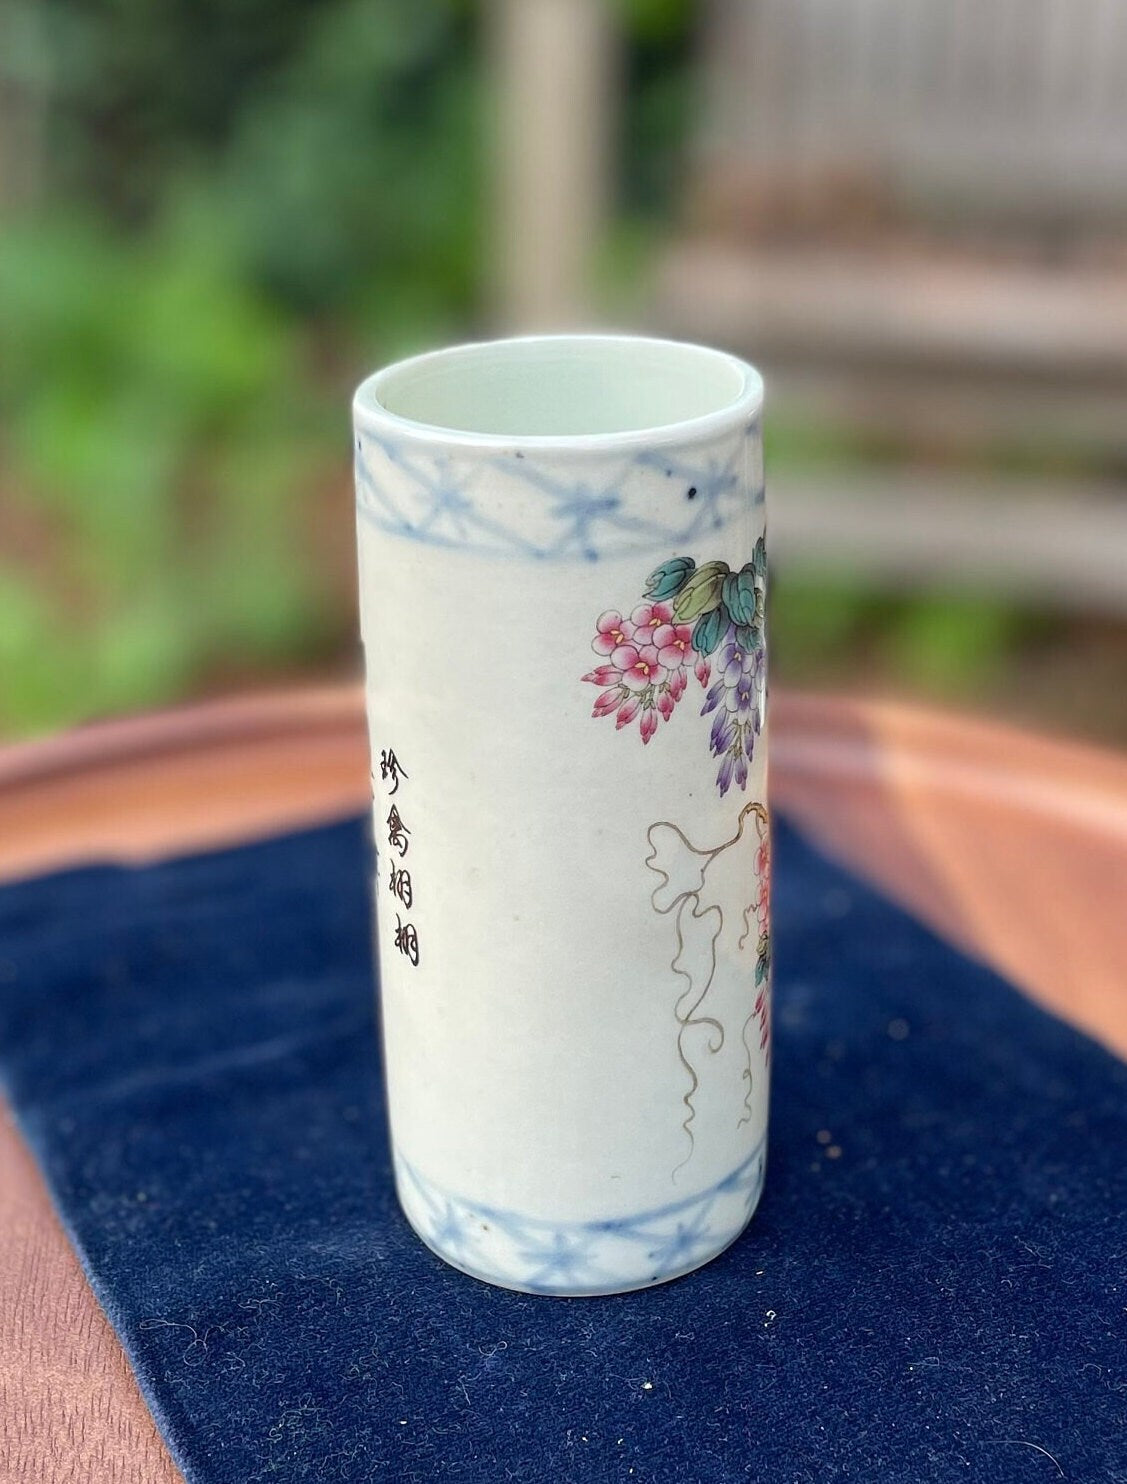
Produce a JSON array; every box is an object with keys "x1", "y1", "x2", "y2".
[
  {"x1": 721, "y1": 645, "x2": 749, "y2": 687},
  {"x1": 726, "y1": 674, "x2": 756, "y2": 716},
  {"x1": 701, "y1": 622, "x2": 767, "y2": 794},
  {"x1": 717, "y1": 752, "x2": 735, "y2": 795},
  {"x1": 710, "y1": 710, "x2": 736, "y2": 753},
  {"x1": 701, "y1": 679, "x2": 725, "y2": 716},
  {"x1": 583, "y1": 563, "x2": 767, "y2": 797}
]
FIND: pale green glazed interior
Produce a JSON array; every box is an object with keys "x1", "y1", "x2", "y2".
[{"x1": 369, "y1": 336, "x2": 753, "y2": 439}]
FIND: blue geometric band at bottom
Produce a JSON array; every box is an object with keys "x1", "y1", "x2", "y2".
[{"x1": 394, "y1": 1138, "x2": 768, "y2": 1296}]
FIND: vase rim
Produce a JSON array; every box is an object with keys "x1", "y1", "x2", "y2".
[{"x1": 354, "y1": 334, "x2": 763, "y2": 454}]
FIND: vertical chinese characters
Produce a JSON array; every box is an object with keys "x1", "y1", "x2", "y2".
[
  {"x1": 377, "y1": 748, "x2": 420, "y2": 968},
  {"x1": 394, "y1": 916, "x2": 420, "y2": 967},
  {"x1": 389, "y1": 865, "x2": 412, "y2": 908},
  {"x1": 380, "y1": 749, "x2": 408, "y2": 795},
  {"x1": 386, "y1": 805, "x2": 411, "y2": 857}
]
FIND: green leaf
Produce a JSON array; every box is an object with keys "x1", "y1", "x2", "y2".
[
  {"x1": 692, "y1": 603, "x2": 726, "y2": 655},
  {"x1": 674, "y1": 573, "x2": 723, "y2": 622},
  {"x1": 671, "y1": 560, "x2": 728, "y2": 621},
  {"x1": 724, "y1": 569, "x2": 758, "y2": 627},
  {"x1": 645, "y1": 556, "x2": 695, "y2": 601}
]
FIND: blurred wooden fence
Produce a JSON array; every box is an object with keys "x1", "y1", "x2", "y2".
[
  {"x1": 491, "y1": 0, "x2": 1127, "y2": 614},
  {"x1": 700, "y1": 0, "x2": 1127, "y2": 226},
  {"x1": 489, "y1": 0, "x2": 615, "y2": 330}
]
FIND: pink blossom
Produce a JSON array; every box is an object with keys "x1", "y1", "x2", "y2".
[
  {"x1": 755, "y1": 989, "x2": 769, "y2": 1050},
  {"x1": 656, "y1": 689, "x2": 675, "y2": 721},
  {"x1": 620, "y1": 644, "x2": 663, "y2": 692},
  {"x1": 639, "y1": 707, "x2": 658, "y2": 745},
  {"x1": 654, "y1": 622, "x2": 693, "y2": 670},
  {"x1": 592, "y1": 610, "x2": 635, "y2": 656},
  {"x1": 592, "y1": 689, "x2": 621, "y2": 718},
  {"x1": 668, "y1": 668, "x2": 687, "y2": 701},
  {"x1": 616, "y1": 695, "x2": 640, "y2": 730},
  {"x1": 582, "y1": 665, "x2": 619, "y2": 687},
  {"x1": 694, "y1": 656, "x2": 711, "y2": 687},
  {"x1": 631, "y1": 602, "x2": 674, "y2": 644}
]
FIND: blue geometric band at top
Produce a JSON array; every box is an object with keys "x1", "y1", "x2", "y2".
[
  {"x1": 395, "y1": 1136, "x2": 768, "y2": 1294},
  {"x1": 356, "y1": 428, "x2": 764, "y2": 563}
]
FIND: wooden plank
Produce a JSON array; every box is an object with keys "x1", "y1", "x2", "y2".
[
  {"x1": 769, "y1": 473, "x2": 1127, "y2": 613},
  {"x1": 488, "y1": 0, "x2": 617, "y2": 329},
  {"x1": 658, "y1": 243, "x2": 1127, "y2": 378},
  {"x1": 698, "y1": 0, "x2": 1127, "y2": 216},
  {"x1": 0, "y1": 1104, "x2": 183, "y2": 1484}
]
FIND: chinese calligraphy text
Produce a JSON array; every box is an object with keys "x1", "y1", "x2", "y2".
[
  {"x1": 380, "y1": 748, "x2": 408, "y2": 795},
  {"x1": 378, "y1": 747, "x2": 420, "y2": 968}
]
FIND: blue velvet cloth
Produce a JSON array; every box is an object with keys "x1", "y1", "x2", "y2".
[{"x1": 1, "y1": 816, "x2": 1125, "y2": 1484}]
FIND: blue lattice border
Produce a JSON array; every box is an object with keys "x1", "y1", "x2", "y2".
[
  {"x1": 356, "y1": 426, "x2": 763, "y2": 563},
  {"x1": 395, "y1": 1136, "x2": 767, "y2": 1294}
]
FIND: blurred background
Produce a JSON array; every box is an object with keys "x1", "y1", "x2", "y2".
[{"x1": 1, "y1": 0, "x2": 1124, "y2": 743}]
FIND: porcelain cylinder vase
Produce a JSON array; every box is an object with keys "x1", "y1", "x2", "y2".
[{"x1": 353, "y1": 336, "x2": 770, "y2": 1295}]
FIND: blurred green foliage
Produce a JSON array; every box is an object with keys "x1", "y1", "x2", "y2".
[
  {"x1": 0, "y1": 0, "x2": 710, "y2": 735},
  {"x1": 0, "y1": 0, "x2": 486, "y2": 734},
  {"x1": 0, "y1": 0, "x2": 1068, "y2": 739},
  {"x1": 761, "y1": 419, "x2": 1068, "y2": 716},
  {"x1": 0, "y1": 210, "x2": 333, "y2": 729},
  {"x1": 771, "y1": 576, "x2": 1031, "y2": 702}
]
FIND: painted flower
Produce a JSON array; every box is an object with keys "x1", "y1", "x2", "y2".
[
  {"x1": 717, "y1": 752, "x2": 735, "y2": 794},
  {"x1": 616, "y1": 694, "x2": 640, "y2": 729},
  {"x1": 592, "y1": 610, "x2": 635, "y2": 656},
  {"x1": 710, "y1": 709, "x2": 736, "y2": 754},
  {"x1": 617, "y1": 644, "x2": 664, "y2": 692},
  {"x1": 580, "y1": 550, "x2": 767, "y2": 792},
  {"x1": 698, "y1": 621, "x2": 767, "y2": 792},
  {"x1": 750, "y1": 818, "x2": 772, "y2": 1058},
  {"x1": 726, "y1": 672, "x2": 757, "y2": 717},
  {"x1": 755, "y1": 987, "x2": 769, "y2": 1051},
  {"x1": 630, "y1": 602, "x2": 674, "y2": 644},
  {"x1": 721, "y1": 638, "x2": 751, "y2": 687},
  {"x1": 654, "y1": 622, "x2": 693, "y2": 670}
]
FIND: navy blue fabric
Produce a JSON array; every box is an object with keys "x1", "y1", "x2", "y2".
[{"x1": 1, "y1": 816, "x2": 1125, "y2": 1484}]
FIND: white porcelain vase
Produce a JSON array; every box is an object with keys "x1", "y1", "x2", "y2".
[{"x1": 353, "y1": 335, "x2": 769, "y2": 1295}]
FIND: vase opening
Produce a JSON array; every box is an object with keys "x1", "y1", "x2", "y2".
[{"x1": 359, "y1": 335, "x2": 758, "y2": 443}]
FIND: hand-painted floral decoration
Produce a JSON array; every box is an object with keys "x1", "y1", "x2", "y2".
[
  {"x1": 742, "y1": 822, "x2": 772, "y2": 1076},
  {"x1": 582, "y1": 540, "x2": 767, "y2": 794}
]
